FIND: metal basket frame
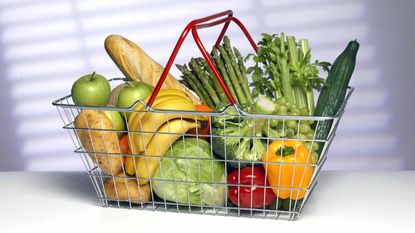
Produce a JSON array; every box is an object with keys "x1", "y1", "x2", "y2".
[{"x1": 52, "y1": 10, "x2": 354, "y2": 220}]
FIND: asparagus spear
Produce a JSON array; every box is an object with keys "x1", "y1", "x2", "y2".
[
  {"x1": 176, "y1": 64, "x2": 215, "y2": 108},
  {"x1": 179, "y1": 77, "x2": 190, "y2": 89},
  {"x1": 217, "y1": 45, "x2": 248, "y2": 104},
  {"x1": 223, "y1": 37, "x2": 253, "y2": 104},
  {"x1": 179, "y1": 64, "x2": 214, "y2": 108},
  {"x1": 196, "y1": 57, "x2": 228, "y2": 103},
  {"x1": 189, "y1": 58, "x2": 221, "y2": 106},
  {"x1": 233, "y1": 47, "x2": 253, "y2": 103},
  {"x1": 181, "y1": 77, "x2": 206, "y2": 104},
  {"x1": 211, "y1": 47, "x2": 239, "y2": 105},
  {"x1": 181, "y1": 74, "x2": 206, "y2": 106}
]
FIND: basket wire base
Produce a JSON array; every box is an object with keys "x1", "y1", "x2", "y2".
[
  {"x1": 102, "y1": 199, "x2": 301, "y2": 220},
  {"x1": 89, "y1": 171, "x2": 320, "y2": 221}
]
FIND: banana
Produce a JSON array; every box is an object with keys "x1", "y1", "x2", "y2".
[
  {"x1": 125, "y1": 89, "x2": 200, "y2": 176},
  {"x1": 124, "y1": 155, "x2": 136, "y2": 176},
  {"x1": 128, "y1": 96, "x2": 192, "y2": 154},
  {"x1": 133, "y1": 98, "x2": 203, "y2": 152},
  {"x1": 135, "y1": 119, "x2": 200, "y2": 184},
  {"x1": 156, "y1": 89, "x2": 193, "y2": 101},
  {"x1": 126, "y1": 90, "x2": 194, "y2": 175},
  {"x1": 128, "y1": 90, "x2": 192, "y2": 131},
  {"x1": 131, "y1": 89, "x2": 192, "y2": 113},
  {"x1": 128, "y1": 94, "x2": 190, "y2": 129},
  {"x1": 128, "y1": 95, "x2": 183, "y2": 133}
]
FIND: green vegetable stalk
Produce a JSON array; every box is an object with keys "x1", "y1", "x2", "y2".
[
  {"x1": 223, "y1": 37, "x2": 253, "y2": 104},
  {"x1": 233, "y1": 47, "x2": 251, "y2": 99},
  {"x1": 176, "y1": 36, "x2": 252, "y2": 109},
  {"x1": 176, "y1": 64, "x2": 215, "y2": 108},
  {"x1": 212, "y1": 47, "x2": 239, "y2": 105},
  {"x1": 247, "y1": 33, "x2": 330, "y2": 116},
  {"x1": 195, "y1": 57, "x2": 228, "y2": 103},
  {"x1": 277, "y1": 33, "x2": 296, "y2": 104},
  {"x1": 217, "y1": 45, "x2": 248, "y2": 105},
  {"x1": 189, "y1": 58, "x2": 221, "y2": 106}
]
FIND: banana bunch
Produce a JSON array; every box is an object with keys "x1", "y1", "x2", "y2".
[{"x1": 125, "y1": 89, "x2": 205, "y2": 184}]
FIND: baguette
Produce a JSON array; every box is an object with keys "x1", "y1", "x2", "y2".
[{"x1": 104, "y1": 34, "x2": 201, "y2": 105}]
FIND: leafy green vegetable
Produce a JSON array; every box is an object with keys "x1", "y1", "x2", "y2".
[
  {"x1": 212, "y1": 97, "x2": 275, "y2": 167},
  {"x1": 246, "y1": 33, "x2": 330, "y2": 115},
  {"x1": 152, "y1": 138, "x2": 226, "y2": 206},
  {"x1": 211, "y1": 101, "x2": 252, "y2": 128}
]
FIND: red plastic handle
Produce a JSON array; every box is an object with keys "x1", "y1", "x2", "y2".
[{"x1": 147, "y1": 10, "x2": 258, "y2": 107}]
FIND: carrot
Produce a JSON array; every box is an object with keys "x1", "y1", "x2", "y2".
[{"x1": 119, "y1": 134, "x2": 129, "y2": 155}]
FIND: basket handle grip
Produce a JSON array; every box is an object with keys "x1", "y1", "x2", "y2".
[{"x1": 147, "y1": 9, "x2": 258, "y2": 107}]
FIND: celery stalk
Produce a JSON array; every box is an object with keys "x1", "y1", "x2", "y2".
[
  {"x1": 293, "y1": 86, "x2": 307, "y2": 109},
  {"x1": 277, "y1": 33, "x2": 295, "y2": 104},
  {"x1": 288, "y1": 36, "x2": 308, "y2": 111},
  {"x1": 299, "y1": 39, "x2": 315, "y2": 115}
]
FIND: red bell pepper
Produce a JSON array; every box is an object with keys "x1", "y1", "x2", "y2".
[{"x1": 228, "y1": 166, "x2": 275, "y2": 208}]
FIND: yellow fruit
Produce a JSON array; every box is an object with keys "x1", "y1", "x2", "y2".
[
  {"x1": 135, "y1": 119, "x2": 200, "y2": 184},
  {"x1": 128, "y1": 91, "x2": 191, "y2": 132},
  {"x1": 125, "y1": 89, "x2": 200, "y2": 176},
  {"x1": 134, "y1": 98, "x2": 200, "y2": 152},
  {"x1": 124, "y1": 156, "x2": 136, "y2": 176},
  {"x1": 131, "y1": 89, "x2": 192, "y2": 112},
  {"x1": 128, "y1": 96, "x2": 191, "y2": 154}
]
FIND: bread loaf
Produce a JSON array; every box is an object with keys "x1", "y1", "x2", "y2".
[{"x1": 104, "y1": 34, "x2": 201, "y2": 105}]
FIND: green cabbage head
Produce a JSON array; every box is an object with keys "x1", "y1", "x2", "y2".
[{"x1": 152, "y1": 138, "x2": 226, "y2": 206}]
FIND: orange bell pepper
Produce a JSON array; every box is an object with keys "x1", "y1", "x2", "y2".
[{"x1": 262, "y1": 140, "x2": 313, "y2": 200}]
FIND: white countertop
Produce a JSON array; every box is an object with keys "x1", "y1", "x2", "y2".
[{"x1": 1, "y1": 171, "x2": 414, "y2": 233}]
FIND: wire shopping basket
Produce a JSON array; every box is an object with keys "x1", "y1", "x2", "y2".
[{"x1": 52, "y1": 10, "x2": 353, "y2": 220}]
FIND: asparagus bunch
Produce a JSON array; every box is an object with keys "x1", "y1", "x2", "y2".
[{"x1": 176, "y1": 36, "x2": 253, "y2": 109}]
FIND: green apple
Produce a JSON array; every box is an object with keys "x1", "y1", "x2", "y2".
[
  {"x1": 108, "y1": 82, "x2": 131, "y2": 105},
  {"x1": 103, "y1": 104, "x2": 126, "y2": 138},
  {"x1": 71, "y1": 72, "x2": 111, "y2": 106},
  {"x1": 117, "y1": 82, "x2": 154, "y2": 119}
]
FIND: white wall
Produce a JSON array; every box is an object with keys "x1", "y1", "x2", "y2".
[{"x1": 0, "y1": 0, "x2": 414, "y2": 171}]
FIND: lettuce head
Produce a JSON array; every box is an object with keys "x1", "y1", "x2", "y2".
[{"x1": 152, "y1": 138, "x2": 226, "y2": 206}]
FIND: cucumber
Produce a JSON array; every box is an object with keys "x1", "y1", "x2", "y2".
[{"x1": 313, "y1": 40, "x2": 359, "y2": 149}]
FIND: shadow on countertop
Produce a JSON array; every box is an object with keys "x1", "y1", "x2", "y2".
[{"x1": 42, "y1": 172, "x2": 99, "y2": 205}]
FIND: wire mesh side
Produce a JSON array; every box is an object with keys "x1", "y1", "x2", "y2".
[{"x1": 53, "y1": 83, "x2": 352, "y2": 220}]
